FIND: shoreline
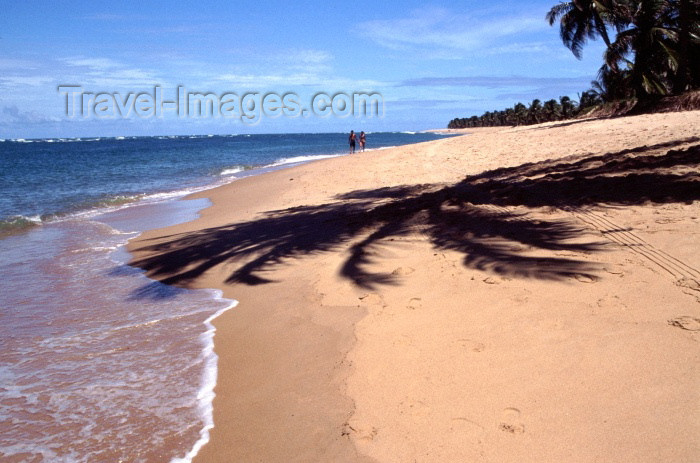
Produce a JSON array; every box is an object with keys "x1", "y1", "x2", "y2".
[
  {"x1": 0, "y1": 132, "x2": 457, "y2": 462},
  {"x1": 97, "y1": 195, "x2": 240, "y2": 463},
  {"x1": 1, "y1": 132, "x2": 453, "y2": 239},
  {"x1": 0, "y1": 191, "x2": 236, "y2": 462},
  {"x1": 129, "y1": 152, "x2": 389, "y2": 462},
  {"x1": 128, "y1": 112, "x2": 700, "y2": 462}
]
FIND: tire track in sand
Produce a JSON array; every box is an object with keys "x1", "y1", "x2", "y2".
[{"x1": 563, "y1": 207, "x2": 700, "y2": 293}]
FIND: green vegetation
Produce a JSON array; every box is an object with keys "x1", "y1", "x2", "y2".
[{"x1": 448, "y1": 0, "x2": 699, "y2": 129}]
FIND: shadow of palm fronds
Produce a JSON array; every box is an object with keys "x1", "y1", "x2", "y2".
[{"x1": 129, "y1": 142, "x2": 699, "y2": 296}]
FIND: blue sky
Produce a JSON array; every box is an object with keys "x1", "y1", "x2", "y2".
[{"x1": 0, "y1": 1, "x2": 608, "y2": 138}]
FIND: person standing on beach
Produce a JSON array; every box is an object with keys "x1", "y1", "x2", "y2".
[
  {"x1": 349, "y1": 130, "x2": 356, "y2": 154},
  {"x1": 359, "y1": 131, "x2": 366, "y2": 151}
]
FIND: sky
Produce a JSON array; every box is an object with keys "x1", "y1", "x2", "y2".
[{"x1": 0, "y1": 0, "x2": 608, "y2": 138}]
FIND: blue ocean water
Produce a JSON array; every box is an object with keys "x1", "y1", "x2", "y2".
[
  {"x1": 0, "y1": 131, "x2": 453, "y2": 462},
  {"x1": 0, "y1": 132, "x2": 450, "y2": 231}
]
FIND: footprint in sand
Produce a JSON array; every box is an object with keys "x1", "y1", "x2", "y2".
[
  {"x1": 483, "y1": 277, "x2": 500, "y2": 285},
  {"x1": 596, "y1": 295, "x2": 627, "y2": 310},
  {"x1": 603, "y1": 266, "x2": 625, "y2": 276},
  {"x1": 498, "y1": 407, "x2": 525, "y2": 434},
  {"x1": 392, "y1": 267, "x2": 415, "y2": 276},
  {"x1": 407, "y1": 297, "x2": 422, "y2": 310},
  {"x1": 575, "y1": 274, "x2": 599, "y2": 283},
  {"x1": 655, "y1": 217, "x2": 681, "y2": 224},
  {"x1": 358, "y1": 426, "x2": 378, "y2": 441},
  {"x1": 457, "y1": 339, "x2": 485, "y2": 352},
  {"x1": 342, "y1": 423, "x2": 378, "y2": 441},
  {"x1": 668, "y1": 316, "x2": 700, "y2": 331},
  {"x1": 675, "y1": 278, "x2": 700, "y2": 292},
  {"x1": 359, "y1": 293, "x2": 385, "y2": 306},
  {"x1": 451, "y1": 417, "x2": 485, "y2": 432}
]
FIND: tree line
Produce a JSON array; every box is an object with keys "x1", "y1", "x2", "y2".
[{"x1": 448, "y1": 0, "x2": 699, "y2": 129}]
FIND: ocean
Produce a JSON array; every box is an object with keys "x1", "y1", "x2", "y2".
[{"x1": 0, "y1": 131, "x2": 452, "y2": 462}]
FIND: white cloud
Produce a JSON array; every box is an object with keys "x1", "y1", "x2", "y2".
[
  {"x1": 0, "y1": 56, "x2": 169, "y2": 99},
  {"x1": 265, "y1": 48, "x2": 335, "y2": 74},
  {"x1": 482, "y1": 42, "x2": 550, "y2": 55},
  {"x1": 210, "y1": 73, "x2": 320, "y2": 86},
  {"x1": 0, "y1": 105, "x2": 61, "y2": 124},
  {"x1": 283, "y1": 49, "x2": 333, "y2": 65},
  {"x1": 357, "y1": 7, "x2": 548, "y2": 58},
  {"x1": 399, "y1": 75, "x2": 592, "y2": 89},
  {"x1": 0, "y1": 75, "x2": 56, "y2": 88},
  {"x1": 202, "y1": 48, "x2": 388, "y2": 91},
  {"x1": 0, "y1": 58, "x2": 42, "y2": 70},
  {"x1": 207, "y1": 72, "x2": 383, "y2": 90},
  {"x1": 62, "y1": 57, "x2": 124, "y2": 70},
  {"x1": 60, "y1": 56, "x2": 165, "y2": 88},
  {"x1": 83, "y1": 13, "x2": 146, "y2": 21}
]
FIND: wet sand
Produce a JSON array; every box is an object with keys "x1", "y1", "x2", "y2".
[{"x1": 128, "y1": 111, "x2": 700, "y2": 462}]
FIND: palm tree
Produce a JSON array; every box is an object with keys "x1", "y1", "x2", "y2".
[
  {"x1": 513, "y1": 103, "x2": 528, "y2": 125},
  {"x1": 543, "y1": 99, "x2": 563, "y2": 120},
  {"x1": 604, "y1": 0, "x2": 680, "y2": 99},
  {"x1": 578, "y1": 89, "x2": 603, "y2": 110},
  {"x1": 671, "y1": 0, "x2": 700, "y2": 93},
  {"x1": 559, "y1": 95, "x2": 577, "y2": 118},
  {"x1": 592, "y1": 63, "x2": 635, "y2": 100},
  {"x1": 528, "y1": 99, "x2": 544, "y2": 123},
  {"x1": 546, "y1": 0, "x2": 626, "y2": 58},
  {"x1": 504, "y1": 108, "x2": 516, "y2": 126}
]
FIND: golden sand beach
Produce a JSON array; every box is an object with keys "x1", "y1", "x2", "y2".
[{"x1": 128, "y1": 111, "x2": 700, "y2": 462}]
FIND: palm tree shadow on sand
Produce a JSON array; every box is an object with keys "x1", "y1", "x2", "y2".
[{"x1": 129, "y1": 140, "x2": 699, "y2": 298}]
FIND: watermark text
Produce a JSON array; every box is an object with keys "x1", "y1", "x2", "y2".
[{"x1": 58, "y1": 85, "x2": 384, "y2": 124}]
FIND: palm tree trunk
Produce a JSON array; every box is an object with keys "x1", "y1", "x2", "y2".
[
  {"x1": 673, "y1": 0, "x2": 692, "y2": 94},
  {"x1": 631, "y1": 0, "x2": 656, "y2": 100}
]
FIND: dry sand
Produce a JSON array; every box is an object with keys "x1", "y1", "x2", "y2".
[{"x1": 128, "y1": 112, "x2": 700, "y2": 462}]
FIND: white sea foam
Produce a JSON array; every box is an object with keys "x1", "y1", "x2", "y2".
[
  {"x1": 69, "y1": 245, "x2": 121, "y2": 254},
  {"x1": 0, "y1": 202, "x2": 239, "y2": 462},
  {"x1": 25, "y1": 214, "x2": 43, "y2": 223},
  {"x1": 170, "y1": 292, "x2": 237, "y2": 463},
  {"x1": 267, "y1": 153, "x2": 342, "y2": 167},
  {"x1": 0, "y1": 215, "x2": 44, "y2": 231},
  {"x1": 60, "y1": 188, "x2": 207, "y2": 223},
  {"x1": 220, "y1": 167, "x2": 244, "y2": 176}
]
